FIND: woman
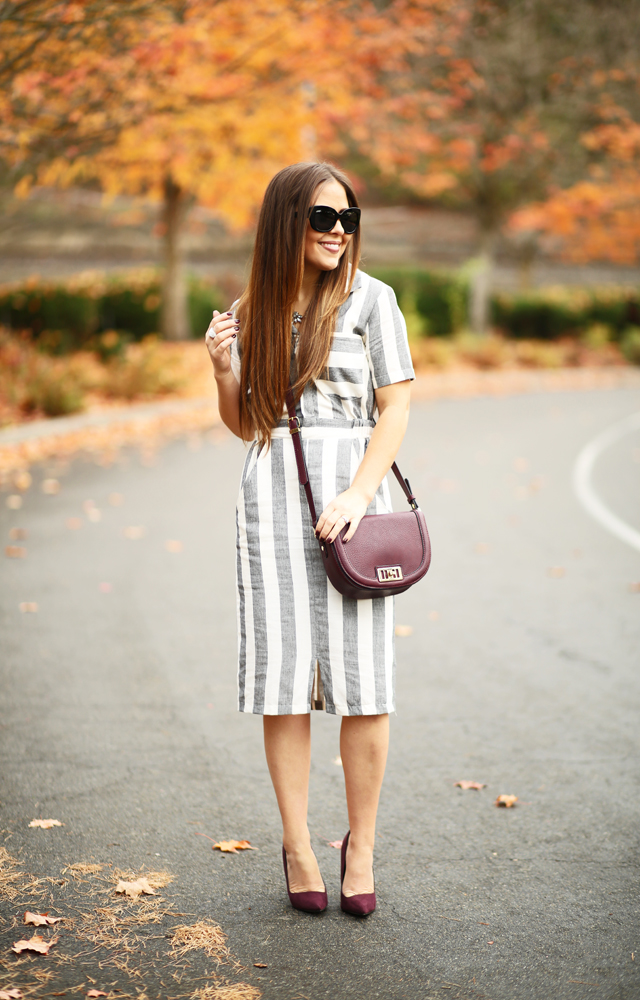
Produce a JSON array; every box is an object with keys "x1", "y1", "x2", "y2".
[{"x1": 206, "y1": 162, "x2": 414, "y2": 916}]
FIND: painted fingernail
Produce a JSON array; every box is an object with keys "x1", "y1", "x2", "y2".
[
  {"x1": 232, "y1": 333, "x2": 237, "y2": 339},
  {"x1": 226, "y1": 311, "x2": 233, "y2": 316}
]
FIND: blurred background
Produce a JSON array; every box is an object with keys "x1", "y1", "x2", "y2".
[{"x1": 1, "y1": 0, "x2": 640, "y2": 425}]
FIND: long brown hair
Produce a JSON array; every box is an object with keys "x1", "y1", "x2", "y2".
[{"x1": 236, "y1": 162, "x2": 361, "y2": 445}]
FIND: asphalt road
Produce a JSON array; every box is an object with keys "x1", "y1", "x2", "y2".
[{"x1": 1, "y1": 386, "x2": 639, "y2": 1000}]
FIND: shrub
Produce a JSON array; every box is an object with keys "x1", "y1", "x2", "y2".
[
  {"x1": 368, "y1": 267, "x2": 468, "y2": 337},
  {"x1": 620, "y1": 326, "x2": 640, "y2": 365},
  {"x1": 101, "y1": 336, "x2": 188, "y2": 400},
  {"x1": 0, "y1": 270, "x2": 226, "y2": 353}
]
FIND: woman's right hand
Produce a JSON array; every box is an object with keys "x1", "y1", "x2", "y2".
[{"x1": 205, "y1": 309, "x2": 239, "y2": 376}]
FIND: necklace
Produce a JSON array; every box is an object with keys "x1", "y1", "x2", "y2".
[{"x1": 292, "y1": 311, "x2": 304, "y2": 325}]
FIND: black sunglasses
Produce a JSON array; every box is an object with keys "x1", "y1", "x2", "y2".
[{"x1": 308, "y1": 205, "x2": 361, "y2": 235}]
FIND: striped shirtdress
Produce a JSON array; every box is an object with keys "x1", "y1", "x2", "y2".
[{"x1": 230, "y1": 270, "x2": 415, "y2": 716}]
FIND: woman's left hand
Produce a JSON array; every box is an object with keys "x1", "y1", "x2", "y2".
[{"x1": 316, "y1": 486, "x2": 370, "y2": 544}]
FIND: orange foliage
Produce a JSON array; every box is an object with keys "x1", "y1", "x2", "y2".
[
  {"x1": 1, "y1": 0, "x2": 360, "y2": 228},
  {"x1": 511, "y1": 110, "x2": 640, "y2": 264}
]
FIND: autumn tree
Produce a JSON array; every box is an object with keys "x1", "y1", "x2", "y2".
[
  {"x1": 1, "y1": 0, "x2": 359, "y2": 339},
  {"x1": 342, "y1": 0, "x2": 640, "y2": 332}
]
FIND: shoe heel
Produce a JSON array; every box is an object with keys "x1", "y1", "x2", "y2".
[
  {"x1": 282, "y1": 847, "x2": 327, "y2": 914},
  {"x1": 340, "y1": 831, "x2": 376, "y2": 916}
]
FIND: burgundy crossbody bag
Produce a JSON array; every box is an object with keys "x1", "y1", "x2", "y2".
[{"x1": 285, "y1": 388, "x2": 431, "y2": 599}]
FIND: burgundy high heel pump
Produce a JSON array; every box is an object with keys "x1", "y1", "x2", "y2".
[
  {"x1": 340, "y1": 831, "x2": 376, "y2": 916},
  {"x1": 282, "y1": 847, "x2": 328, "y2": 913}
]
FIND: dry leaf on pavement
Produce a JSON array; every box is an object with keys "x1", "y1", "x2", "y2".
[
  {"x1": 327, "y1": 840, "x2": 343, "y2": 849},
  {"x1": 24, "y1": 912, "x2": 63, "y2": 926},
  {"x1": 86, "y1": 991, "x2": 108, "y2": 997},
  {"x1": 454, "y1": 781, "x2": 486, "y2": 790},
  {"x1": 395, "y1": 624, "x2": 413, "y2": 637},
  {"x1": 494, "y1": 794, "x2": 518, "y2": 808},
  {"x1": 212, "y1": 840, "x2": 257, "y2": 853},
  {"x1": 8, "y1": 528, "x2": 27, "y2": 540},
  {"x1": 5, "y1": 546, "x2": 26, "y2": 558},
  {"x1": 253, "y1": 963, "x2": 268, "y2": 968},
  {"x1": 123, "y1": 525, "x2": 146, "y2": 539},
  {"x1": 0, "y1": 989, "x2": 23, "y2": 999},
  {"x1": 28, "y1": 819, "x2": 63, "y2": 829},
  {"x1": 19, "y1": 602, "x2": 38, "y2": 613},
  {"x1": 11, "y1": 934, "x2": 58, "y2": 954},
  {"x1": 115, "y1": 877, "x2": 157, "y2": 898}
]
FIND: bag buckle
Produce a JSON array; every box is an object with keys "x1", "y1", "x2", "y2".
[{"x1": 288, "y1": 415, "x2": 301, "y2": 434}]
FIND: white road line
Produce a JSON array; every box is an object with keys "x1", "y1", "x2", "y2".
[{"x1": 573, "y1": 411, "x2": 640, "y2": 554}]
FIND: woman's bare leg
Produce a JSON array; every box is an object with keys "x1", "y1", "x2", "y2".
[
  {"x1": 340, "y1": 713, "x2": 389, "y2": 895},
  {"x1": 263, "y1": 714, "x2": 324, "y2": 893}
]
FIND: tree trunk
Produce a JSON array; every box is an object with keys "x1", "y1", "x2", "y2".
[
  {"x1": 161, "y1": 174, "x2": 190, "y2": 341},
  {"x1": 469, "y1": 229, "x2": 497, "y2": 335}
]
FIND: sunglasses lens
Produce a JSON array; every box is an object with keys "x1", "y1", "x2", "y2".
[
  {"x1": 310, "y1": 207, "x2": 337, "y2": 232},
  {"x1": 340, "y1": 209, "x2": 360, "y2": 234}
]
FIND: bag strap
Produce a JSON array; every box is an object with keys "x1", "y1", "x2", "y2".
[{"x1": 284, "y1": 386, "x2": 418, "y2": 530}]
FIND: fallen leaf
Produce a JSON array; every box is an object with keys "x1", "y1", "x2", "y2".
[
  {"x1": 253, "y1": 963, "x2": 268, "y2": 968},
  {"x1": 6, "y1": 495, "x2": 23, "y2": 509},
  {"x1": 13, "y1": 471, "x2": 32, "y2": 491},
  {"x1": 24, "y1": 912, "x2": 63, "y2": 927},
  {"x1": 327, "y1": 840, "x2": 343, "y2": 849},
  {"x1": 11, "y1": 934, "x2": 57, "y2": 954},
  {"x1": 9, "y1": 528, "x2": 27, "y2": 540},
  {"x1": 28, "y1": 818, "x2": 63, "y2": 829},
  {"x1": 123, "y1": 526, "x2": 146, "y2": 539},
  {"x1": 99, "y1": 582, "x2": 112, "y2": 593},
  {"x1": 488, "y1": 940, "x2": 494, "y2": 945},
  {"x1": 42, "y1": 479, "x2": 60, "y2": 495},
  {"x1": 395, "y1": 624, "x2": 413, "y2": 637},
  {"x1": 108, "y1": 493, "x2": 124, "y2": 506},
  {"x1": 0, "y1": 989, "x2": 23, "y2": 999},
  {"x1": 5, "y1": 546, "x2": 26, "y2": 558},
  {"x1": 548, "y1": 566, "x2": 565, "y2": 578},
  {"x1": 115, "y1": 877, "x2": 157, "y2": 898},
  {"x1": 212, "y1": 840, "x2": 257, "y2": 853},
  {"x1": 454, "y1": 781, "x2": 486, "y2": 790},
  {"x1": 66, "y1": 518, "x2": 82, "y2": 530},
  {"x1": 86, "y1": 991, "x2": 108, "y2": 997},
  {"x1": 19, "y1": 602, "x2": 38, "y2": 613},
  {"x1": 494, "y1": 795, "x2": 518, "y2": 808},
  {"x1": 165, "y1": 539, "x2": 183, "y2": 553}
]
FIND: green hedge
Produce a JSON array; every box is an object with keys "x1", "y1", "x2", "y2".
[
  {"x1": 0, "y1": 271, "x2": 224, "y2": 354},
  {"x1": 369, "y1": 267, "x2": 467, "y2": 337},
  {"x1": 369, "y1": 267, "x2": 640, "y2": 341},
  {"x1": 492, "y1": 287, "x2": 640, "y2": 341}
]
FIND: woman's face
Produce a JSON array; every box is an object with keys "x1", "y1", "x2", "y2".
[{"x1": 303, "y1": 179, "x2": 353, "y2": 275}]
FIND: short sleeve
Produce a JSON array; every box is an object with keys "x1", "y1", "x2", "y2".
[
  {"x1": 363, "y1": 281, "x2": 415, "y2": 389},
  {"x1": 228, "y1": 299, "x2": 241, "y2": 382},
  {"x1": 229, "y1": 335, "x2": 241, "y2": 383}
]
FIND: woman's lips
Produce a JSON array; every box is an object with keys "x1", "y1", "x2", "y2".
[{"x1": 319, "y1": 240, "x2": 342, "y2": 253}]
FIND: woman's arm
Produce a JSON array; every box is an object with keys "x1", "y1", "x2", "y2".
[
  {"x1": 315, "y1": 380, "x2": 411, "y2": 543},
  {"x1": 205, "y1": 309, "x2": 244, "y2": 438}
]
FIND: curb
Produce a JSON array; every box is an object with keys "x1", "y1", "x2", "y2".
[{"x1": 0, "y1": 395, "x2": 222, "y2": 478}]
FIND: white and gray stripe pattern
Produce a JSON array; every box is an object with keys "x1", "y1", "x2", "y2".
[{"x1": 233, "y1": 270, "x2": 414, "y2": 716}]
